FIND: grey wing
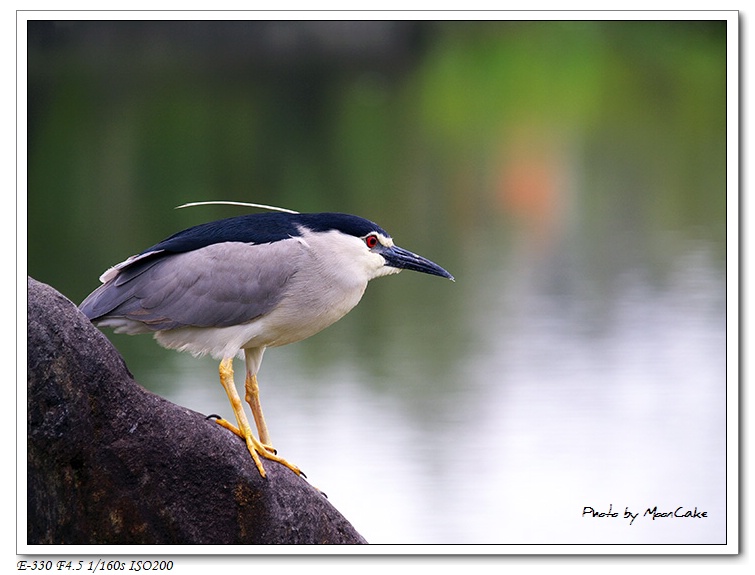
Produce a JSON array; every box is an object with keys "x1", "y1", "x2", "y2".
[{"x1": 80, "y1": 240, "x2": 301, "y2": 331}]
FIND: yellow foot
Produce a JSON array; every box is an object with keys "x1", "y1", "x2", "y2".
[
  {"x1": 207, "y1": 415, "x2": 277, "y2": 453},
  {"x1": 206, "y1": 415, "x2": 303, "y2": 478}
]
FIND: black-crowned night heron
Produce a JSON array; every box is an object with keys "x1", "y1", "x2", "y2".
[{"x1": 80, "y1": 209, "x2": 453, "y2": 478}]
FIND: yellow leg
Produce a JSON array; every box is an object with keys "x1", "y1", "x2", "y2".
[
  {"x1": 215, "y1": 358, "x2": 302, "y2": 478},
  {"x1": 212, "y1": 374, "x2": 276, "y2": 453},
  {"x1": 245, "y1": 372, "x2": 272, "y2": 448}
]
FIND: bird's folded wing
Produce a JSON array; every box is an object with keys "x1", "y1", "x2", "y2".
[{"x1": 80, "y1": 240, "x2": 304, "y2": 330}]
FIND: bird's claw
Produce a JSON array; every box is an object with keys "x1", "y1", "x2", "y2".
[
  {"x1": 207, "y1": 414, "x2": 303, "y2": 478},
  {"x1": 207, "y1": 415, "x2": 278, "y2": 454}
]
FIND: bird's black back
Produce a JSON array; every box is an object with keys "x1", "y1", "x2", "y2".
[{"x1": 143, "y1": 212, "x2": 390, "y2": 256}]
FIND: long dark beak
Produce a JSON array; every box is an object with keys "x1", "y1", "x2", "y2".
[{"x1": 380, "y1": 245, "x2": 454, "y2": 281}]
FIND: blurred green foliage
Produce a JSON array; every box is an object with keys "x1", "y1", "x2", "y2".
[{"x1": 27, "y1": 20, "x2": 726, "y2": 304}]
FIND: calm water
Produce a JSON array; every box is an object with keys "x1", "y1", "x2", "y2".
[{"x1": 25, "y1": 20, "x2": 728, "y2": 546}]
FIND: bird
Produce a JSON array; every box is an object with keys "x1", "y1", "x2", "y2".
[{"x1": 79, "y1": 208, "x2": 453, "y2": 478}]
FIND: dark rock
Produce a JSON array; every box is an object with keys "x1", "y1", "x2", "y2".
[{"x1": 27, "y1": 277, "x2": 367, "y2": 545}]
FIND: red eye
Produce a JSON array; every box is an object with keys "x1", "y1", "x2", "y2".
[{"x1": 365, "y1": 234, "x2": 379, "y2": 249}]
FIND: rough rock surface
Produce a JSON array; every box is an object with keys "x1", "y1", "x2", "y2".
[{"x1": 27, "y1": 277, "x2": 367, "y2": 545}]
